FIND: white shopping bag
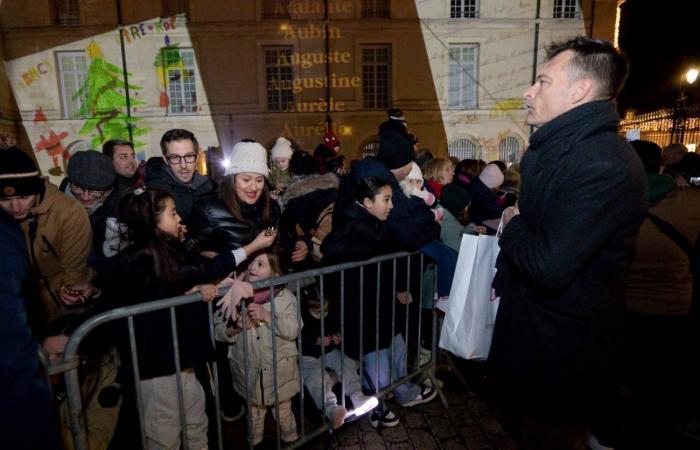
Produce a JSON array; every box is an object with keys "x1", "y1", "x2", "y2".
[{"x1": 439, "y1": 233, "x2": 500, "y2": 360}]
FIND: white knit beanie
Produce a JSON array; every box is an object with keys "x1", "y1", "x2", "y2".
[
  {"x1": 406, "y1": 162, "x2": 423, "y2": 181},
  {"x1": 478, "y1": 163, "x2": 504, "y2": 189},
  {"x1": 225, "y1": 141, "x2": 269, "y2": 177},
  {"x1": 270, "y1": 137, "x2": 293, "y2": 161}
]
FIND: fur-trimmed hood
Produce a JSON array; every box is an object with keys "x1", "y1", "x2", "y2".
[{"x1": 280, "y1": 173, "x2": 339, "y2": 208}]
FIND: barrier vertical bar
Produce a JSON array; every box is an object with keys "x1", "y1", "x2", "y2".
[
  {"x1": 207, "y1": 302, "x2": 224, "y2": 450},
  {"x1": 404, "y1": 256, "x2": 411, "y2": 373},
  {"x1": 340, "y1": 269, "x2": 346, "y2": 410},
  {"x1": 319, "y1": 275, "x2": 327, "y2": 426},
  {"x1": 65, "y1": 358, "x2": 88, "y2": 450},
  {"x1": 296, "y1": 280, "x2": 305, "y2": 440},
  {"x1": 390, "y1": 257, "x2": 396, "y2": 384},
  {"x1": 270, "y1": 285, "x2": 281, "y2": 450},
  {"x1": 169, "y1": 307, "x2": 189, "y2": 450},
  {"x1": 241, "y1": 301, "x2": 253, "y2": 450},
  {"x1": 416, "y1": 254, "x2": 425, "y2": 368},
  {"x1": 375, "y1": 262, "x2": 381, "y2": 395},
  {"x1": 358, "y1": 266, "x2": 364, "y2": 395},
  {"x1": 127, "y1": 316, "x2": 147, "y2": 450}
]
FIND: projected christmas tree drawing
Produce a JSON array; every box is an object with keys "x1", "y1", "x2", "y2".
[{"x1": 74, "y1": 41, "x2": 149, "y2": 148}]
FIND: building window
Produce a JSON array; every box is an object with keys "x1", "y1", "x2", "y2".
[
  {"x1": 361, "y1": 138, "x2": 380, "y2": 158},
  {"x1": 450, "y1": 0, "x2": 478, "y2": 18},
  {"x1": 55, "y1": 0, "x2": 80, "y2": 26},
  {"x1": 265, "y1": 46, "x2": 294, "y2": 112},
  {"x1": 362, "y1": 45, "x2": 391, "y2": 110},
  {"x1": 57, "y1": 51, "x2": 88, "y2": 118},
  {"x1": 499, "y1": 135, "x2": 522, "y2": 164},
  {"x1": 448, "y1": 138, "x2": 481, "y2": 160},
  {"x1": 164, "y1": 48, "x2": 198, "y2": 114},
  {"x1": 448, "y1": 44, "x2": 478, "y2": 109},
  {"x1": 362, "y1": 0, "x2": 390, "y2": 18},
  {"x1": 553, "y1": 0, "x2": 578, "y2": 18},
  {"x1": 262, "y1": 0, "x2": 291, "y2": 19}
]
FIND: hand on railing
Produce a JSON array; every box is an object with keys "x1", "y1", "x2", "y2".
[
  {"x1": 186, "y1": 284, "x2": 219, "y2": 302},
  {"x1": 217, "y1": 279, "x2": 254, "y2": 321},
  {"x1": 247, "y1": 303, "x2": 271, "y2": 324},
  {"x1": 397, "y1": 292, "x2": 413, "y2": 305}
]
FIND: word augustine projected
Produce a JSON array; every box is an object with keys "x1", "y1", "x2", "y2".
[{"x1": 272, "y1": 20, "x2": 359, "y2": 113}]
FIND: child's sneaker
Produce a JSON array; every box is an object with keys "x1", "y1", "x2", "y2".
[
  {"x1": 328, "y1": 405, "x2": 347, "y2": 430},
  {"x1": 350, "y1": 392, "x2": 379, "y2": 417},
  {"x1": 401, "y1": 385, "x2": 437, "y2": 407},
  {"x1": 369, "y1": 408, "x2": 400, "y2": 428}
]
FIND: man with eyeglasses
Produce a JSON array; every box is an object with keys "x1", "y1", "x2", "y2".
[
  {"x1": 145, "y1": 128, "x2": 215, "y2": 223},
  {"x1": 60, "y1": 150, "x2": 119, "y2": 260}
]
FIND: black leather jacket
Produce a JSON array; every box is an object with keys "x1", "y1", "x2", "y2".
[{"x1": 186, "y1": 195, "x2": 296, "y2": 258}]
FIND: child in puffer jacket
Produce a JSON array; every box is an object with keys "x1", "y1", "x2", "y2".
[
  {"x1": 399, "y1": 163, "x2": 458, "y2": 310},
  {"x1": 215, "y1": 249, "x2": 299, "y2": 446}
]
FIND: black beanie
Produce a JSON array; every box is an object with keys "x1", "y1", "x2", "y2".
[
  {"x1": 377, "y1": 130, "x2": 414, "y2": 170},
  {"x1": 0, "y1": 147, "x2": 44, "y2": 198},
  {"x1": 67, "y1": 150, "x2": 116, "y2": 191}
]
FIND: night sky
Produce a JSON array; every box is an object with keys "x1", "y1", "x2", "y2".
[{"x1": 617, "y1": 0, "x2": 700, "y2": 113}]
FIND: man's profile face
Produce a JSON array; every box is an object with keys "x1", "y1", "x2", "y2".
[
  {"x1": 524, "y1": 50, "x2": 578, "y2": 128},
  {"x1": 164, "y1": 139, "x2": 197, "y2": 184},
  {"x1": 112, "y1": 145, "x2": 137, "y2": 177}
]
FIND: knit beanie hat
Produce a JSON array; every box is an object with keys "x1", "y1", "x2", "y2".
[
  {"x1": 479, "y1": 163, "x2": 505, "y2": 189},
  {"x1": 68, "y1": 150, "x2": 116, "y2": 191},
  {"x1": 270, "y1": 137, "x2": 293, "y2": 161},
  {"x1": 377, "y1": 130, "x2": 414, "y2": 170},
  {"x1": 0, "y1": 147, "x2": 44, "y2": 198},
  {"x1": 322, "y1": 131, "x2": 340, "y2": 151},
  {"x1": 406, "y1": 162, "x2": 423, "y2": 181},
  {"x1": 225, "y1": 141, "x2": 269, "y2": 177}
]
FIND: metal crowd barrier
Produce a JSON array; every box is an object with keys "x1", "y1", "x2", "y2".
[{"x1": 55, "y1": 251, "x2": 446, "y2": 450}]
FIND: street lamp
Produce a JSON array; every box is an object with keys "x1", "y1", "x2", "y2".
[{"x1": 671, "y1": 68, "x2": 698, "y2": 143}]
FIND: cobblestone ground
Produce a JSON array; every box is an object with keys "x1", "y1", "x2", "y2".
[
  {"x1": 301, "y1": 365, "x2": 516, "y2": 450},
  {"x1": 222, "y1": 362, "x2": 516, "y2": 449}
]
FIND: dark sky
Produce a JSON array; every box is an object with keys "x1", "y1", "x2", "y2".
[{"x1": 617, "y1": 0, "x2": 700, "y2": 113}]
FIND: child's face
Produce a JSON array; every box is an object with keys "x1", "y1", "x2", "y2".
[
  {"x1": 246, "y1": 253, "x2": 274, "y2": 281},
  {"x1": 157, "y1": 197, "x2": 182, "y2": 239},
  {"x1": 363, "y1": 185, "x2": 393, "y2": 221},
  {"x1": 409, "y1": 178, "x2": 423, "y2": 191},
  {"x1": 274, "y1": 157, "x2": 290, "y2": 171}
]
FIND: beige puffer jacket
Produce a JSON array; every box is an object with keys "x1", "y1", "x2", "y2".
[{"x1": 215, "y1": 288, "x2": 300, "y2": 406}]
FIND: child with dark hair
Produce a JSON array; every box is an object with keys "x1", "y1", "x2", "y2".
[
  {"x1": 105, "y1": 187, "x2": 237, "y2": 450},
  {"x1": 215, "y1": 249, "x2": 300, "y2": 446}
]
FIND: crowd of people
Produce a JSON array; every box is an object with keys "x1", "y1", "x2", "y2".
[{"x1": 2, "y1": 35, "x2": 699, "y2": 450}]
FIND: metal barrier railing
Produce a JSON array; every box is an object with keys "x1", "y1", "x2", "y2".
[{"x1": 55, "y1": 251, "x2": 445, "y2": 450}]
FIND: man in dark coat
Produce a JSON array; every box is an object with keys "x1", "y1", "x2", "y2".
[
  {"x1": 0, "y1": 209, "x2": 62, "y2": 450},
  {"x1": 489, "y1": 37, "x2": 647, "y2": 449},
  {"x1": 145, "y1": 128, "x2": 215, "y2": 223}
]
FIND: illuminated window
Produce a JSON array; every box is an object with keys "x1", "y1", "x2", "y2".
[
  {"x1": 165, "y1": 48, "x2": 198, "y2": 115},
  {"x1": 448, "y1": 138, "x2": 481, "y2": 160},
  {"x1": 361, "y1": 139, "x2": 380, "y2": 158},
  {"x1": 265, "y1": 46, "x2": 294, "y2": 112},
  {"x1": 362, "y1": 45, "x2": 391, "y2": 109},
  {"x1": 448, "y1": 44, "x2": 478, "y2": 109},
  {"x1": 553, "y1": 0, "x2": 579, "y2": 18},
  {"x1": 450, "y1": 0, "x2": 478, "y2": 18},
  {"x1": 57, "y1": 51, "x2": 88, "y2": 118},
  {"x1": 499, "y1": 135, "x2": 522, "y2": 164}
]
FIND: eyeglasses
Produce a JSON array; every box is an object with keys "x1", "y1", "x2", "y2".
[
  {"x1": 166, "y1": 153, "x2": 197, "y2": 165},
  {"x1": 70, "y1": 185, "x2": 110, "y2": 199}
]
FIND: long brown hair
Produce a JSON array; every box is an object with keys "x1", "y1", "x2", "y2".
[{"x1": 218, "y1": 173, "x2": 273, "y2": 226}]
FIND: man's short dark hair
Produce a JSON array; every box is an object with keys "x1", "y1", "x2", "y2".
[
  {"x1": 102, "y1": 139, "x2": 134, "y2": 159},
  {"x1": 546, "y1": 36, "x2": 629, "y2": 100},
  {"x1": 159, "y1": 129, "x2": 199, "y2": 155},
  {"x1": 631, "y1": 140, "x2": 662, "y2": 174}
]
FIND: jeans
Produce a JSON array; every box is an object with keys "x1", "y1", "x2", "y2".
[
  {"x1": 302, "y1": 349, "x2": 362, "y2": 416},
  {"x1": 421, "y1": 240, "x2": 458, "y2": 297},
  {"x1": 362, "y1": 335, "x2": 421, "y2": 406}
]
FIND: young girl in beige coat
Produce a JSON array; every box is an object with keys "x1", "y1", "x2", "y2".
[{"x1": 215, "y1": 250, "x2": 299, "y2": 445}]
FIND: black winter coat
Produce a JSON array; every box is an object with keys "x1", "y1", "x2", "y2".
[
  {"x1": 489, "y1": 101, "x2": 647, "y2": 424},
  {"x1": 186, "y1": 195, "x2": 297, "y2": 262},
  {"x1": 104, "y1": 246, "x2": 236, "y2": 379},
  {"x1": 350, "y1": 157, "x2": 440, "y2": 251},
  {"x1": 144, "y1": 157, "x2": 215, "y2": 223},
  {"x1": 321, "y1": 202, "x2": 414, "y2": 359}
]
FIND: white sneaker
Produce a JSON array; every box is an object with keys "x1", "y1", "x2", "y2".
[{"x1": 350, "y1": 392, "x2": 379, "y2": 417}]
